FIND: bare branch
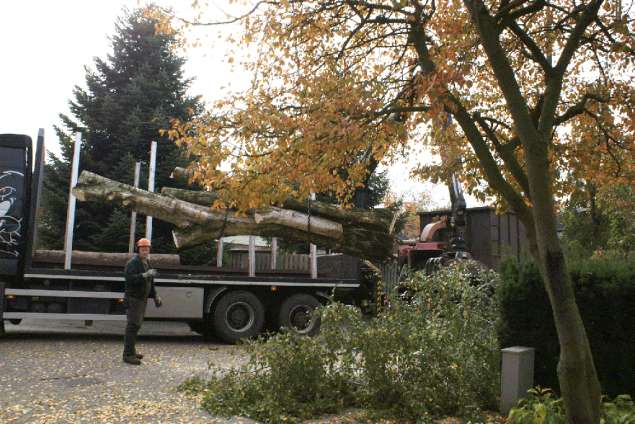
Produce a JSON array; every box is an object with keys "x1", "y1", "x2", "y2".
[
  {"x1": 163, "y1": 1, "x2": 272, "y2": 26},
  {"x1": 554, "y1": 93, "x2": 608, "y2": 126}
]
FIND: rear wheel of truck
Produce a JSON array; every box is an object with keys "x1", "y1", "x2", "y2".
[
  {"x1": 213, "y1": 290, "x2": 265, "y2": 344},
  {"x1": 278, "y1": 293, "x2": 321, "y2": 336},
  {"x1": 8, "y1": 319, "x2": 21, "y2": 325}
]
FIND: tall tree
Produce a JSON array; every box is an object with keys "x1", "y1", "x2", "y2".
[
  {"x1": 39, "y1": 6, "x2": 202, "y2": 253},
  {"x1": 158, "y1": 1, "x2": 633, "y2": 422}
]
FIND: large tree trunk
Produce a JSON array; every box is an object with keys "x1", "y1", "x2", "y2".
[
  {"x1": 74, "y1": 171, "x2": 398, "y2": 260},
  {"x1": 525, "y1": 142, "x2": 601, "y2": 422},
  {"x1": 32, "y1": 250, "x2": 181, "y2": 268}
]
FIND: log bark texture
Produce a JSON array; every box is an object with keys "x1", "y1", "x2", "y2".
[
  {"x1": 33, "y1": 250, "x2": 181, "y2": 268},
  {"x1": 74, "y1": 171, "x2": 397, "y2": 260}
]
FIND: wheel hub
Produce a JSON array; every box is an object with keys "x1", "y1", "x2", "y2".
[
  {"x1": 225, "y1": 301, "x2": 255, "y2": 332},
  {"x1": 289, "y1": 305, "x2": 314, "y2": 333}
]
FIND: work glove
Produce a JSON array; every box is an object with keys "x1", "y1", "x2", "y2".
[
  {"x1": 142, "y1": 269, "x2": 158, "y2": 278},
  {"x1": 154, "y1": 295, "x2": 163, "y2": 308}
]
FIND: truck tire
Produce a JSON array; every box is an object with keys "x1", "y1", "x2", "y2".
[
  {"x1": 278, "y1": 293, "x2": 321, "y2": 336},
  {"x1": 213, "y1": 291, "x2": 265, "y2": 344},
  {"x1": 8, "y1": 319, "x2": 21, "y2": 325}
]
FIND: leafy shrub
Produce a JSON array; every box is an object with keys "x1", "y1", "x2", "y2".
[
  {"x1": 497, "y1": 257, "x2": 635, "y2": 397},
  {"x1": 509, "y1": 388, "x2": 635, "y2": 424},
  {"x1": 181, "y1": 262, "x2": 501, "y2": 423}
]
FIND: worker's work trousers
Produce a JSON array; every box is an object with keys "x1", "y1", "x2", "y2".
[{"x1": 123, "y1": 296, "x2": 148, "y2": 357}]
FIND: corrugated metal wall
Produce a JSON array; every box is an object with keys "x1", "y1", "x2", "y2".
[{"x1": 419, "y1": 207, "x2": 528, "y2": 269}]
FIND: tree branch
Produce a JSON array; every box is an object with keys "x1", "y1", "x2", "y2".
[
  {"x1": 539, "y1": 0, "x2": 604, "y2": 134},
  {"x1": 505, "y1": 20, "x2": 553, "y2": 73},
  {"x1": 474, "y1": 112, "x2": 532, "y2": 196},
  {"x1": 554, "y1": 92, "x2": 608, "y2": 126}
]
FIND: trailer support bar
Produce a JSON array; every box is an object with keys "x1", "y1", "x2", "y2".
[
  {"x1": 64, "y1": 133, "x2": 81, "y2": 270},
  {"x1": 145, "y1": 141, "x2": 157, "y2": 242},
  {"x1": 128, "y1": 161, "x2": 141, "y2": 254}
]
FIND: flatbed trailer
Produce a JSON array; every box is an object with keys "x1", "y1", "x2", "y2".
[{"x1": 0, "y1": 132, "x2": 369, "y2": 343}]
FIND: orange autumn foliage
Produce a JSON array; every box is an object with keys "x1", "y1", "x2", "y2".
[{"x1": 160, "y1": 1, "x2": 632, "y2": 214}]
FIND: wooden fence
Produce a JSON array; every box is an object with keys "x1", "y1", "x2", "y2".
[{"x1": 228, "y1": 251, "x2": 310, "y2": 272}]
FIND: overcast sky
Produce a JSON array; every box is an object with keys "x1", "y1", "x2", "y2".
[{"x1": 0, "y1": 0, "x2": 457, "y2": 207}]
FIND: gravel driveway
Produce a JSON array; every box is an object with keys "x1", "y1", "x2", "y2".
[{"x1": 0, "y1": 319, "x2": 252, "y2": 424}]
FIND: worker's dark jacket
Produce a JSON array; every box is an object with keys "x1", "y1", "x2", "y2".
[{"x1": 124, "y1": 255, "x2": 157, "y2": 300}]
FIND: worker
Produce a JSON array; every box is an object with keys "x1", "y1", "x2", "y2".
[{"x1": 122, "y1": 238, "x2": 163, "y2": 365}]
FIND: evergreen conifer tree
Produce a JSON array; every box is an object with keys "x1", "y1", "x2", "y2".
[{"x1": 40, "y1": 6, "x2": 202, "y2": 255}]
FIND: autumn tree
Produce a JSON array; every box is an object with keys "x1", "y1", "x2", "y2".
[{"x1": 145, "y1": 1, "x2": 635, "y2": 422}]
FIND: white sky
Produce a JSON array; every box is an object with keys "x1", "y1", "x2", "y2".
[{"x1": 0, "y1": 0, "x2": 460, "y2": 208}]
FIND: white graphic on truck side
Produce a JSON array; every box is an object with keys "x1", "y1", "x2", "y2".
[{"x1": 0, "y1": 170, "x2": 23, "y2": 258}]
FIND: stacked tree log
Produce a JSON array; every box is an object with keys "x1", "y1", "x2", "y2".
[
  {"x1": 73, "y1": 171, "x2": 400, "y2": 260},
  {"x1": 32, "y1": 250, "x2": 181, "y2": 268}
]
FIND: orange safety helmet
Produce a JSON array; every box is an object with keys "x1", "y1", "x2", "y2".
[{"x1": 136, "y1": 238, "x2": 151, "y2": 248}]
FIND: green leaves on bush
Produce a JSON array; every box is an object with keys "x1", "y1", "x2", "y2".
[
  {"x1": 508, "y1": 388, "x2": 635, "y2": 424},
  {"x1": 497, "y1": 257, "x2": 635, "y2": 397},
  {"x1": 182, "y1": 262, "x2": 501, "y2": 423}
]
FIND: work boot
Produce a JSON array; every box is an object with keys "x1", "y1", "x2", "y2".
[{"x1": 123, "y1": 355, "x2": 141, "y2": 365}]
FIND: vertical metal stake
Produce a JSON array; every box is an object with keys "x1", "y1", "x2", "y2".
[
  {"x1": 216, "y1": 238, "x2": 224, "y2": 268},
  {"x1": 310, "y1": 193, "x2": 317, "y2": 279},
  {"x1": 145, "y1": 141, "x2": 157, "y2": 242},
  {"x1": 128, "y1": 162, "x2": 141, "y2": 254},
  {"x1": 248, "y1": 236, "x2": 256, "y2": 277},
  {"x1": 501, "y1": 346, "x2": 535, "y2": 414},
  {"x1": 63, "y1": 133, "x2": 81, "y2": 270},
  {"x1": 271, "y1": 237, "x2": 278, "y2": 270}
]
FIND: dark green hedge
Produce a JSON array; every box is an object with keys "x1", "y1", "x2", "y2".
[{"x1": 497, "y1": 257, "x2": 635, "y2": 397}]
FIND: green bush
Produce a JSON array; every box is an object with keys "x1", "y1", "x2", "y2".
[
  {"x1": 508, "y1": 388, "x2": 635, "y2": 424},
  {"x1": 498, "y1": 257, "x2": 635, "y2": 397},
  {"x1": 181, "y1": 262, "x2": 500, "y2": 423}
]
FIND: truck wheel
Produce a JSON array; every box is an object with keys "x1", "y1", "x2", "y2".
[
  {"x1": 8, "y1": 319, "x2": 21, "y2": 325},
  {"x1": 278, "y1": 293, "x2": 321, "y2": 336},
  {"x1": 213, "y1": 291, "x2": 265, "y2": 344}
]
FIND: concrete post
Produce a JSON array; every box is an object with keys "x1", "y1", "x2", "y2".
[{"x1": 501, "y1": 346, "x2": 535, "y2": 414}]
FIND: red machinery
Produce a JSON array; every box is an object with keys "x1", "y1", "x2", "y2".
[{"x1": 398, "y1": 175, "x2": 471, "y2": 271}]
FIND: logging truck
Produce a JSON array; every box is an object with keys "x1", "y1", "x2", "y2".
[{"x1": 0, "y1": 131, "x2": 374, "y2": 343}]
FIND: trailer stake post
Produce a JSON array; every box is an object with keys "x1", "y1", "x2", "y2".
[
  {"x1": 145, "y1": 141, "x2": 157, "y2": 242},
  {"x1": 216, "y1": 238, "x2": 223, "y2": 268},
  {"x1": 248, "y1": 236, "x2": 256, "y2": 277},
  {"x1": 310, "y1": 193, "x2": 317, "y2": 279},
  {"x1": 64, "y1": 133, "x2": 81, "y2": 270},
  {"x1": 271, "y1": 237, "x2": 278, "y2": 270},
  {"x1": 128, "y1": 162, "x2": 141, "y2": 254}
]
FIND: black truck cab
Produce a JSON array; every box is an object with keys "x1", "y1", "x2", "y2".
[{"x1": 0, "y1": 133, "x2": 35, "y2": 280}]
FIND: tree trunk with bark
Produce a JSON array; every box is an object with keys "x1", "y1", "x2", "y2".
[
  {"x1": 525, "y1": 142, "x2": 601, "y2": 423},
  {"x1": 74, "y1": 171, "x2": 399, "y2": 260},
  {"x1": 32, "y1": 250, "x2": 181, "y2": 268}
]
